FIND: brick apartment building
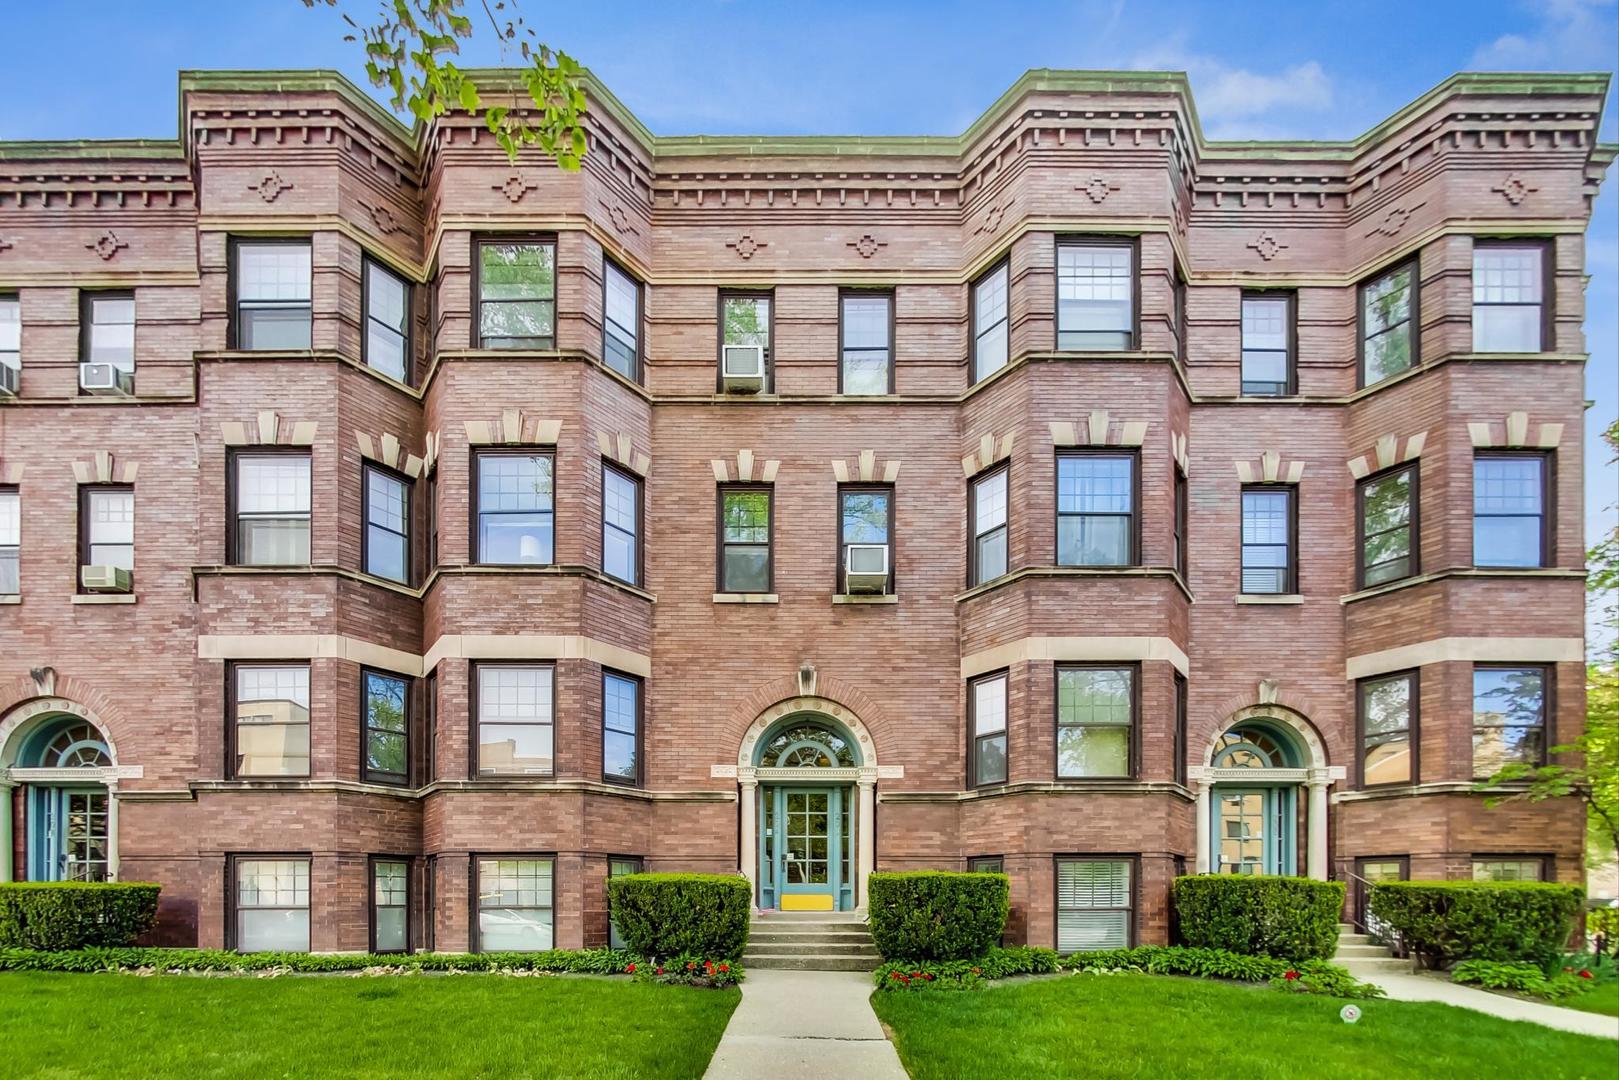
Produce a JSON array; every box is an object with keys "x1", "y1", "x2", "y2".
[{"x1": 0, "y1": 68, "x2": 1611, "y2": 954}]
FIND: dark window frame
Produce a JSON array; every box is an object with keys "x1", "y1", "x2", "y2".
[
  {"x1": 1054, "y1": 449, "x2": 1141, "y2": 568},
  {"x1": 472, "y1": 234, "x2": 558, "y2": 350},
  {"x1": 361, "y1": 666, "x2": 412, "y2": 787},
  {"x1": 1053, "y1": 853, "x2": 1139, "y2": 953},
  {"x1": 226, "y1": 852, "x2": 313, "y2": 952},
  {"x1": 367, "y1": 854, "x2": 412, "y2": 954},
  {"x1": 1473, "y1": 450, "x2": 1554, "y2": 569},
  {"x1": 1054, "y1": 235, "x2": 1140, "y2": 352},
  {"x1": 1173, "y1": 671, "x2": 1188, "y2": 786},
  {"x1": 225, "y1": 660, "x2": 312, "y2": 780},
  {"x1": 968, "y1": 855, "x2": 1005, "y2": 874},
  {"x1": 966, "y1": 668, "x2": 1010, "y2": 789},
  {"x1": 1173, "y1": 464, "x2": 1189, "y2": 581},
  {"x1": 0, "y1": 484, "x2": 18, "y2": 597},
  {"x1": 360, "y1": 254, "x2": 413, "y2": 384},
  {"x1": 601, "y1": 668, "x2": 643, "y2": 787},
  {"x1": 424, "y1": 668, "x2": 438, "y2": 785},
  {"x1": 716, "y1": 289, "x2": 775, "y2": 393},
  {"x1": 470, "y1": 660, "x2": 557, "y2": 779},
  {"x1": 361, "y1": 460, "x2": 413, "y2": 585},
  {"x1": 1239, "y1": 483, "x2": 1299, "y2": 596},
  {"x1": 1472, "y1": 662, "x2": 1553, "y2": 777},
  {"x1": 425, "y1": 469, "x2": 438, "y2": 572},
  {"x1": 1472, "y1": 238, "x2": 1554, "y2": 354},
  {"x1": 607, "y1": 854, "x2": 645, "y2": 949},
  {"x1": 967, "y1": 461, "x2": 1010, "y2": 588},
  {"x1": 76, "y1": 482, "x2": 134, "y2": 591},
  {"x1": 1356, "y1": 462, "x2": 1420, "y2": 589},
  {"x1": 1054, "y1": 662, "x2": 1140, "y2": 781},
  {"x1": 1353, "y1": 854, "x2": 1409, "y2": 926},
  {"x1": 1239, "y1": 289, "x2": 1297, "y2": 396},
  {"x1": 837, "y1": 288, "x2": 896, "y2": 395},
  {"x1": 1470, "y1": 853, "x2": 1550, "y2": 882},
  {"x1": 226, "y1": 446, "x2": 312, "y2": 567},
  {"x1": 1172, "y1": 269, "x2": 1187, "y2": 368},
  {"x1": 470, "y1": 447, "x2": 557, "y2": 568},
  {"x1": 601, "y1": 255, "x2": 645, "y2": 384},
  {"x1": 969, "y1": 256, "x2": 1011, "y2": 383},
  {"x1": 469, "y1": 852, "x2": 559, "y2": 954},
  {"x1": 601, "y1": 461, "x2": 644, "y2": 588},
  {"x1": 716, "y1": 483, "x2": 774, "y2": 594},
  {"x1": 227, "y1": 235, "x2": 313, "y2": 351},
  {"x1": 837, "y1": 482, "x2": 896, "y2": 595},
  {"x1": 77, "y1": 289, "x2": 136, "y2": 372},
  {"x1": 1356, "y1": 257, "x2": 1420, "y2": 389},
  {"x1": 1355, "y1": 668, "x2": 1420, "y2": 789}
]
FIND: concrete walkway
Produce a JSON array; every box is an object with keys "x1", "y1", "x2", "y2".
[
  {"x1": 704, "y1": 969, "x2": 907, "y2": 1079},
  {"x1": 1370, "y1": 972, "x2": 1619, "y2": 1040}
]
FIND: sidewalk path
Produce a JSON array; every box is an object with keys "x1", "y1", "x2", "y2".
[
  {"x1": 703, "y1": 969, "x2": 907, "y2": 1079},
  {"x1": 1370, "y1": 972, "x2": 1619, "y2": 1040}
]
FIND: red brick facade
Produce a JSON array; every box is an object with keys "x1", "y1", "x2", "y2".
[{"x1": 0, "y1": 69, "x2": 1610, "y2": 951}]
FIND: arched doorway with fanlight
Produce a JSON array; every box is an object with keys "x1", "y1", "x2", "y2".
[
  {"x1": 752, "y1": 717, "x2": 861, "y2": 911},
  {"x1": 3, "y1": 713, "x2": 117, "y2": 882},
  {"x1": 1209, "y1": 720, "x2": 1303, "y2": 876}
]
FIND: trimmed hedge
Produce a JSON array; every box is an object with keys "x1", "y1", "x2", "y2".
[
  {"x1": 606, "y1": 873, "x2": 750, "y2": 961},
  {"x1": 867, "y1": 872, "x2": 1009, "y2": 960},
  {"x1": 0, "y1": 882, "x2": 160, "y2": 949},
  {"x1": 1172, "y1": 876, "x2": 1344, "y2": 961},
  {"x1": 1368, "y1": 880, "x2": 1583, "y2": 968},
  {"x1": 0, "y1": 946, "x2": 639, "y2": 974}
]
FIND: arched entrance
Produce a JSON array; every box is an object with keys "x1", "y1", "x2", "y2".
[{"x1": 0, "y1": 702, "x2": 125, "y2": 883}]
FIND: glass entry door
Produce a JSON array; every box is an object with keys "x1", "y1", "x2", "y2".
[
  {"x1": 28, "y1": 787, "x2": 109, "y2": 881},
  {"x1": 759, "y1": 786, "x2": 848, "y2": 910},
  {"x1": 1214, "y1": 787, "x2": 1295, "y2": 876}
]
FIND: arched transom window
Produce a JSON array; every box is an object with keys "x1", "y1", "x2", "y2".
[
  {"x1": 757, "y1": 721, "x2": 858, "y2": 768},
  {"x1": 1212, "y1": 722, "x2": 1298, "y2": 769},
  {"x1": 22, "y1": 720, "x2": 112, "y2": 769}
]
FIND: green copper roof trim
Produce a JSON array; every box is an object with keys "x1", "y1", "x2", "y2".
[{"x1": 0, "y1": 68, "x2": 1608, "y2": 166}]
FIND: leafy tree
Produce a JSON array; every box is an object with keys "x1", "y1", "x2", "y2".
[{"x1": 304, "y1": 0, "x2": 586, "y2": 167}]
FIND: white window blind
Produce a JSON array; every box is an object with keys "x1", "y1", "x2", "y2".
[{"x1": 1057, "y1": 859, "x2": 1131, "y2": 952}]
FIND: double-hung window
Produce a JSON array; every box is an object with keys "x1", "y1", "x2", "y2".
[
  {"x1": 1359, "y1": 261, "x2": 1416, "y2": 385},
  {"x1": 969, "y1": 466, "x2": 1008, "y2": 586},
  {"x1": 1173, "y1": 672, "x2": 1188, "y2": 786},
  {"x1": 1240, "y1": 292, "x2": 1293, "y2": 395},
  {"x1": 233, "y1": 240, "x2": 312, "y2": 349},
  {"x1": 362, "y1": 464, "x2": 410, "y2": 584},
  {"x1": 79, "y1": 485, "x2": 134, "y2": 586},
  {"x1": 1173, "y1": 466, "x2": 1188, "y2": 580},
  {"x1": 602, "y1": 259, "x2": 641, "y2": 381},
  {"x1": 608, "y1": 856, "x2": 643, "y2": 949},
  {"x1": 969, "y1": 672, "x2": 1008, "y2": 787},
  {"x1": 476, "y1": 665, "x2": 554, "y2": 776},
  {"x1": 474, "y1": 450, "x2": 553, "y2": 565},
  {"x1": 0, "y1": 293, "x2": 18, "y2": 376},
  {"x1": 1056, "y1": 666, "x2": 1133, "y2": 778},
  {"x1": 362, "y1": 669, "x2": 410, "y2": 786},
  {"x1": 1056, "y1": 452, "x2": 1135, "y2": 567},
  {"x1": 476, "y1": 857, "x2": 554, "y2": 951},
  {"x1": 234, "y1": 857, "x2": 310, "y2": 952},
  {"x1": 1240, "y1": 486, "x2": 1295, "y2": 595},
  {"x1": 231, "y1": 452, "x2": 311, "y2": 566},
  {"x1": 1358, "y1": 670, "x2": 1416, "y2": 787},
  {"x1": 838, "y1": 486, "x2": 893, "y2": 595},
  {"x1": 1472, "y1": 857, "x2": 1545, "y2": 883},
  {"x1": 80, "y1": 292, "x2": 135, "y2": 389},
  {"x1": 602, "y1": 671, "x2": 640, "y2": 785},
  {"x1": 1057, "y1": 859, "x2": 1132, "y2": 952},
  {"x1": 718, "y1": 486, "x2": 771, "y2": 594},
  {"x1": 1473, "y1": 453, "x2": 1548, "y2": 567},
  {"x1": 1057, "y1": 241, "x2": 1134, "y2": 350},
  {"x1": 363, "y1": 258, "x2": 411, "y2": 382},
  {"x1": 1358, "y1": 465, "x2": 1416, "y2": 587},
  {"x1": 0, "y1": 487, "x2": 17, "y2": 596},
  {"x1": 840, "y1": 292, "x2": 893, "y2": 395},
  {"x1": 1473, "y1": 242, "x2": 1548, "y2": 352},
  {"x1": 602, "y1": 464, "x2": 640, "y2": 586},
  {"x1": 477, "y1": 238, "x2": 555, "y2": 348},
  {"x1": 720, "y1": 292, "x2": 772, "y2": 389},
  {"x1": 968, "y1": 856, "x2": 1005, "y2": 874},
  {"x1": 231, "y1": 663, "x2": 311, "y2": 777},
  {"x1": 371, "y1": 858, "x2": 409, "y2": 953},
  {"x1": 971, "y1": 262, "x2": 1008, "y2": 382},
  {"x1": 1473, "y1": 665, "x2": 1548, "y2": 777}
]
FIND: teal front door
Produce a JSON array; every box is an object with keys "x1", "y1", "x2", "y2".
[
  {"x1": 759, "y1": 787, "x2": 851, "y2": 911},
  {"x1": 1213, "y1": 787, "x2": 1296, "y2": 875}
]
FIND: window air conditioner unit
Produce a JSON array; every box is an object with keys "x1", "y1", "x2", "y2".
[
  {"x1": 0, "y1": 364, "x2": 17, "y2": 397},
  {"x1": 79, "y1": 363, "x2": 132, "y2": 395},
  {"x1": 844, "y1": 544, "x2": 890, "y2": 594},
  {"x1": 721, "y1": 344, "x2": 765, "y2": 393},
  {"x1": 80, "y1": 565, "x2": 132, "y2": 593}
]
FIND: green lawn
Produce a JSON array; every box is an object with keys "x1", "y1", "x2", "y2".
[
  {"x1": 0, "y1": 972, "x2": 738, "y2": 1079},
  {"x1": 871, "y1": 973, "x2": 1618, "y2": 1079},
  {"x1": 1563, "y1": 980, "x2": 1619, "y2": 1017}
]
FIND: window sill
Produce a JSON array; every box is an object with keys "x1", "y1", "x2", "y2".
[
  {"x1": 0, "y1": 595, "x2": 18, "y2": 605},
  {"x1": 72, "y1": 593, "x2": 136, "y2": 605},
  {"x1": 714, "y1": 592, "x2": 779, "y2": 604},
  {"x1": 1235, "y1": 594, "x2": 1302, "y2": 605},
  {"x1": 833, "y1": 594, "x2": 897, "y2": 605}
]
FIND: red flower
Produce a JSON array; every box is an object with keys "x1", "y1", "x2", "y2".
[
  {"x1": 923, "y1": 973, "x2": 935, "y2": 981},
  {"x1": 1283, "y1": 971, "x2": 1299, "y2": 981},
  {"x1": 1579, "y1": 970, "x2": 1594, "y2": 979},
  {"x1": 625, "y1": 963, "x2": 636, "y2": 973},
  {"x1": 719, "y1": 964, "x2": 730, "y2": 973},
  {"x1": 656, "y1": 967, "x2": 664, "y2": 975},
  {"x1": 971, "y1": 967, "x2": 982, "y2": 975},
  {"x1": 687, "y1": 962, "x2": 697, "y2": 971},
  {"x1": 889, "y1": 972, "x2": 903, "y2": 980}
]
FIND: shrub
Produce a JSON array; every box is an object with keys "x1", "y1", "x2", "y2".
[
  {"x1": 0, "y1": 883, "x2": 160, "y2": 949},
  {"x1": 1368, "y1": 880, "x2": 1583, "y2": 968},
  {"x1": 873, "y1": 946, "x2": 1059, "y2": 990},
  {"x1": 1271, "y1": 962, "x2": 1386, "y2": 999},
  {"x1": 1451, "y1": 959, "x2": 1588, "y2": 1001},
  {"x1": 866, "y1": 872, "x2": 1009, "y2": 960},
  {"x1": 606, "y1": 873, "x2": 750, "y2": 961},
  {"x1": 1172, "y1": 876, "x2": 1344, "y2": 961}
]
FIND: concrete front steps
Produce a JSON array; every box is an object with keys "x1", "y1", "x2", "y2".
[
  {"x1": 1332, "y1": 922, "x2": 1409, "y2": 977},
  {"x1": 744, "y1": 911, "x2": 879, "y2": 972}
]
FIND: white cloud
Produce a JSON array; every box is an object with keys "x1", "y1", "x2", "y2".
[
  {"x1": 1471, "y1": 0, "x2": 1619, "y2": 70},
  {"x1": 1128, "y1": 38, "x2": 1334, "y2": 139}
]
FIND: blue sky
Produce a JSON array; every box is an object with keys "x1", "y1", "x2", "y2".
[{"x1": 2, "y1": 0, "x2": 1615, "y2": 585}]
